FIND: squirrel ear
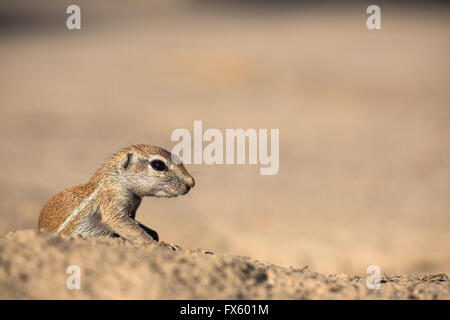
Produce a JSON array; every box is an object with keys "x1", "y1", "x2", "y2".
[{"x1": 122, "y1": 153, "x2": 133, "y2": 170}]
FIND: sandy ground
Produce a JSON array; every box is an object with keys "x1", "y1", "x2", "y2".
[
  {"x1": 1, "y1": 230, "x2": 448, "y2": 299},
  {"x1": 0, "y1": 1, "x2": 449, "y2": 299}
]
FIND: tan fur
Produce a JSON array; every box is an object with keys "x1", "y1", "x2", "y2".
[{"x1": 38, "y1": 144, "x2": 195, "y2": 244}]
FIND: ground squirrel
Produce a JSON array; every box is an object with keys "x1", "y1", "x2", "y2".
[{"x1": 38, "y1": 144, "x2": 195, "y2": 245}]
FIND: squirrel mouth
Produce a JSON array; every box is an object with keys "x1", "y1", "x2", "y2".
[
  {"x1": 181, "y1": 185, "x2": 191, "y2": 195},
  {"x1": 154, "y1": 189, "x2": 179, "y2": 198},
  {"x1": 153, "y1": 184, "x2": 191, "y2": 198}
]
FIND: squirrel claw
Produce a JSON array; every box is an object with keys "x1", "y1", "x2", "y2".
[{"x1": 160, "y1": 241, "x2": 179, "y2": 251}]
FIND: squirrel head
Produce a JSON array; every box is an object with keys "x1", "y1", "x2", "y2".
[{"x1": 111, "y1": 144, "x2": 195, "y2": 198}]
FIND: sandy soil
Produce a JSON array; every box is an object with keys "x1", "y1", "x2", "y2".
[
  {"x1": 0, "y1": 1, "x2": 449, "y2": 299},
  {"x1": 1, "y1": 230, "x2": 448, "y2": 299}
]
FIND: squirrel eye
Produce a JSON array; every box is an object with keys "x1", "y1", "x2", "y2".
[{"x1": 150, "y1": 160, "x2": 167, "y2": 171}]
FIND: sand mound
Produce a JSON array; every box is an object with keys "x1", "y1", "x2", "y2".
[{"x1": 0, "y1": 230, "x2": 448, "y2": 299}]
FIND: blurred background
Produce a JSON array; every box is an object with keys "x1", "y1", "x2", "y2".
[{"x1": 0, "y1": 0, "x2": 449, "y2": 275}]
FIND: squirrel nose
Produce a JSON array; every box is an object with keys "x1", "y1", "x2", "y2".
[
  {"x1": 184, "y1": 175, "x2": 195, "y2": 190},
  {"x1": 186, "y1": 176, "x2": 195, "y2": 189},
  {"x1": 182, "y1": 178, "x2": 194, "y2": 195}
]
